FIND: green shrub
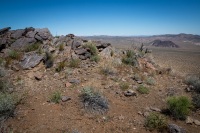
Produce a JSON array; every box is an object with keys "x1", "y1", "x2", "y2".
[
  {"x1": 122, "y1": 50, "x2": 138, "y2": 66},
  {"x1": 56, "y1": 61, "x2": 66, "y2": 72},
  {"x1": 80, "y1": 87, "x2": 108, "y2": 114},
  {"x1": 167, "y1": 96, "x2": 191, "y2": 120},
  {"x1": 44, "y1": 52, "x2": 54, "y2": 68},
  {"x1": 59, "y1": 44, "x2": 64, "y2": 51},
  {"x1": 8, "y1": 50, "x2": 21, "y2": 60},
  {"x1": 137, "y1": 85, "x2": 149, "y2": 94},
  {"x1": 192, "y1": 94, "x2": 200, "y2": 109},
  {"x1": 146, "y1": 77, "x2": 155, "y2": 85},
  {"x1": 0, "y1": 79, "x2": 11, "y2": 93},
  {"x1": 185, "y1": 76, "x2": 200, "y2": 93},
  {"x1": 83, "y1": 43, "x2": 98, "y2": 56},
  {"x1": 100, "y1": 66, "x2": 114, "y2": 76},
  {"x1": 69, "y1": 58, "x2": 80, "y2": 68},
  {"x1": 120, "y1": 82, "x2": 129, "y2": 90},
  {"x1": 50, "y1": 91, "x2": 61, "y2": 104},
  {"x1": 90, "y1": 55, "x2": 100, "y2": 63},
  {"x1": 145, "y1": 113, "x2": 167, "y2": 131},
  {"x1": 24, "y1": 42, "x2": 40, "y2": 52},
  {"x1": 110, "y1": 50, "x2": 114, "y2": 57},
  {"x1": 0, "y1": 93, "x2": 16, "y2": 117}
]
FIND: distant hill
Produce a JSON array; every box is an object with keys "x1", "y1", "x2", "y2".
[{"x1": 150, "y1": 40, "x2": 179, "y2": 48}]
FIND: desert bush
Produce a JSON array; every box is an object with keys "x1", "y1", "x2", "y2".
[
  {"x1": 122, "y1": 50, "x2": 138, "y2": 66},
  {"x1": 44, "y1": 52, "x2": 54, "y2": 68},
  {"x1": 146, "y1": 77, "x2": 155, "y2": 85},
  {"x1": 90, "y1": 55, "x2": 100, "y2": 63},
  {"x1": 80, "y1": 87, "x2": 109, "y2": 114},
  {"x1": 167, "y1": 96, "x2": 191, "y2": 120},
  {"x1": 5, "y1": 57, "x2": 12, "y2": 68},
  {"x1": 49, "y1": 91, "x2": 61, "y2": 104},
  {"x1": 110, "y1": 50, "x2": 114, "y2": 57},
  {"x1": 24, "y1": 42, "x2": 40, "y2": 52},
  {"x1": 59, "y1": 44, "x2": 64, "y2": 51},
  {"x1": 0, "y1": 79, "x2": 11, "y2": 93},
  {"x1": 69, "y1": 58, "x2": 80, "y2": 68},
  {"x1": 8, "y1": 50, "x2": 21, "y2": 60},
  {"x1": 0, "y1": 92, "x2": 17, "y2": 118},
  {"x1": 0, "y1": 68, "x2": 6, "y2": 77},
  {"x1": 100, "y1": 66, "x2": 115, "y2": 76},
  {"x1": 192, "y1": 94, "x2": 200, "y2": 109},
  {"x1": 145, "y1": 113, "x2": 167, "y2": 131},
  {"x1": 137, "y1": 85, "x2": 149, "y2": 94},
  {"x1": 83, "y1": 43, "x2": 98, "y2": 56},
  {"x1": 185, "y1": 76, "x2": 200, "y2": 93},
  {"x1": 120, "y1": 82, "x2": 129, "y2": 90},
  {"x1": 56, "y1": 61, "x2": 66, "y2": 72}
]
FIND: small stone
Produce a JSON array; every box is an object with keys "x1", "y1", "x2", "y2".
[
  {"x1": 124, "y1": 89, "x2": 137, "y2": 97},
  {"x1": 194, "y1": 120, "x2": 200, "y2": 126},
  {"x1": 54, "y1": 73, "x2": 59, "y2": 77},
  {"x1": 137, "y1": 81, "x2": 143, "y2": 84},
  {"x1": 65, "y1": 82, "x2": 72, "y2": 88},
  {"x1": 138, "y1": 111, "x2": 143, "y2": 115},
  {"x1": 143, "y1": 112, "x2": 150, "y2": 117},
  {"x1": 34, "y1": 73, "x2": 43, "y2": 81},
  {"x1": 11, "y1": 65, "x2": 20, "y2": 71},
  {"x1": 150, "y1": 107, "x2": 161, "y2": 112},
  {"x1": 168, "y1": 124, "x2": 186, "y2": 133},
  {"x1": 186, "y1": 116, "x2": 193, "y2": 124},
  {"x1": 69, "y1": 79, "x2": 80, "y2": 84},
  {"x1": 61, "y1": 96, "x2": 71, "y2": 102}
]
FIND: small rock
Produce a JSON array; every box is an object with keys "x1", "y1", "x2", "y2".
[
  {"x1": 34, "y1": 73, "x2": 43, "y2": 81},
  {"x1": 124, "y1": 89, "x2": 137, "y2": 97},
  {"x1": 61, "y1": 96, "x2": 71, "y2": 102},
  {"x1": 168, "y1": 124, "x2": 186, "y2": 133},
  {"x1": 194, "y1": 119, "x2": 200, "y2": 126},
  {"x1": 65, "y1": 82, "x2": 72, "y2": 88},
  {"x1": 143, "y1": 112, "x2": 150, "y2": 117},
  {"x1": 186, "y1": 116, "x2": 193, "y2": 124},
  {"x1": 11, "y1": 65, "x2": 20, "y2": 71},
  {"x1": 54, "y1": 73, "x2": 59, "y2": 77},
  {"x1": 150, "y1": 107, "x2": 161, "y2": 112},
  {"x1": 138, "y1": 111, "x2": 143, "y2": 115},
  {"x1": 69, "y1": 79, "x2": 80, "y2": 84},
  {"x1": 185, "y1": 87, "x2": 191, "y2": 92},
  {"x1": 137, "y1": 81, "x2": 143, "y2": 84}
]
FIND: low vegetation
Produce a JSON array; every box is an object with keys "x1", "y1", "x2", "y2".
[
  {"x1": 146, "y1": 77, "x2": 155, "y2": 85},
  {"x1": 56, "y1": 61, "x2": 66, "y2": 72},
  {"x1": 137, "y1": 85, "x2": 149, "y2": 94},
  {"x1": 120, "y1": 82, "x2": 129, "y2": 90},
  {"x1": 69, "y1": 58, "x2": 80, "y2": 68},
  {"x1": 100, "y1": 66, "x2": 115, "y2": 76},
  {"x1": 185, "y1": 76, "x2": 200, "y2": 93},
  {"x1": 49, "y1": 91, "x2": 61, "y2": 104},
  {"x1": 44, "y1": 52, "x2": 54, "y2": 68},
  {"x1": 84, "y1": 42, "x2": 100, "y2": 63},
  {"x1": 80, "y1": 87, "x2": 109, "y2": 114},
  {"x1": 192, "y1": 94, "x2": 200, "y2": 109},
  {"x1": 8, "y1": 50, "x2": 21, "y2": 60},
  {"x1": 122, "y1": 50, "x2": 138, "y2": 67},
  {"x1": 59, "y1": 44, "x2": 64, "y2": 51},
  {"x1": 145, "y1": 113, "x2": 167, "y2": 131},
  {"x1": 167, "y1": 96, "x2": 191, "y2": 120},
  {"x1": 0, "y1": 92, "x2": 17, "y2": 118},
  {"x1": 24, "y1": 42, "x2": 41, "y2": 52},
  {"x1": 90, "y1": 55, "x2": 100, "y2": 63}
]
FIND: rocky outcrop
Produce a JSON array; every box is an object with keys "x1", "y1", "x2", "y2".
[
  {"x1": 151, "y1": 40, "x2": 179, "y2": 48},
  {"x1": 0, "y1": 27, "x2": 53, "y2": 51},
  {"x1": 20, "y1": 53, "x2": 44, "y2": 69}
]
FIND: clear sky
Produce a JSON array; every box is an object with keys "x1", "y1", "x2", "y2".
[{"x1": 0, "y1": 0, "x2": 200, "y2": 36}]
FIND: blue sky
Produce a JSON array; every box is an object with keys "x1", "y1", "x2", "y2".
[{"x1": 0, "y1": 0, "x2": 200, "y2": 36}]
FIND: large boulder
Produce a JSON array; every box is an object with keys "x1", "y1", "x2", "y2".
[
  {"x1": 168, "y1": 124, "x2": 186, "y2": 133},
  {"x1": 11, "y1": 37, "x2": 37, "y2": 48},
  {"x1": 0, "y1": 27, "x2": 11, "y2": 35},
  {"x1": 26, "y1": 31, "x2": 37, "y2": 38},
  {"x1": 11, "y1": 29, "x2": 25, "y2": 39},
  {"x1": 35, "y1": 28, "x2": 52, "y2": 41},
  {"x1": 20, "y1": 53, "x2": 44, "y2": 69}
]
